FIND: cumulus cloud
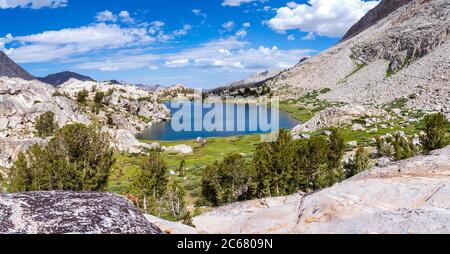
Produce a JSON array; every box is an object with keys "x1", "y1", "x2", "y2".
[
  {"x1": 235, "y1": 29, "x2": 247, "y2": 38},
  {"x1": 268, "y1": 0, "x2": 379, "y2": 37},
  {"x1": 287, "y1": 34, "x2": 295, "y2": 41},
  {"x1": 163, "y1": 37, "x2": 314, "y2": 71},
  {"x1": 119, "y1": 10, "x2": 135, "y2": 24},
  {"x1": 301, "y1": 32, "x2": 316, "y2": 40},
  {"x1": 3, "y1": 23, "x2": 155, "y2": 63},
  {"x1": 95, "y1": 10, "x2": 117, "y2": 23},
  {"x1": 222, "y1": 21, "x2": 236, "y2": 31},
  {"x1": 0, "y1": 0, "x2": 67, "y2": 9}
]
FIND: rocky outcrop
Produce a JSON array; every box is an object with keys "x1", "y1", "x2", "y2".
[
  {"x1": 145, "y1": 214, "x2": 203, "y2": 234},
  {"x1": 193, "y1": 145, "x2": 450, "y2": 234},
  {"x1": 38, "y1": 72, "x2": 95, "y2": 86},
  {"x1": 162, "y1": 144, "x2": 193, "y2": 155},
  {"x1": 342, "y1": 0, "x2": 413, "y2": 41},
  {"x1": 0, "y1": 137, "x2": 48, "y2": 168},
  {"x1": 0, "y1": 77, "x2": 90, "y2": 137},
  {"x1": 0, "y1": 51, "x2": 34, "y2": 81},
  {"x1": 0, "y1": 191, "x2": 162, "y2": 234},
  {"x1": 292, "y1": 104, "x2": 386, "y2": 135}
]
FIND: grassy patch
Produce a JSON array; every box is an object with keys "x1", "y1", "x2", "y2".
[
  {"x1": 278, "y1": 91, "x2": 343, "y2": 122},
  {"x1": 107, "y1": 134, "x2": 262, "y2": 204}
]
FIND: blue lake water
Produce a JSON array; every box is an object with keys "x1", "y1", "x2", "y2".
[{"x1": 137, "y1": 102, "x2": 299, "y2": 141}]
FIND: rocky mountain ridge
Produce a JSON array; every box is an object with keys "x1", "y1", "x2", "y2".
[
  {"x1": 37, "y1": 71, "x2": 95, "y2": 86},
  {"x1": 0, "y1": 51, "x2": 34, "y2": 81},
  {"x1": 342, "y1": 0, "x2": 413, "y2": 41},
  {"x1": 257, "y1": 0, "x2": 450, "y2": 118}
]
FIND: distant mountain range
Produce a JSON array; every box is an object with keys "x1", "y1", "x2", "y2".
[
  {"x1": 37, "y1": 71, "x2": 96, "y2": 86},
  {"x1": 0, "y1": 51, "x2": 35, "y2": 80}
]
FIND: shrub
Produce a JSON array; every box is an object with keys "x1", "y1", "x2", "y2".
[
  {"x1": 35, "y1": 111, "x2": 58, "y2": 137},
  {"x1": 131, "y1": 151, "x2": 168, "y2": 214},
  {"x1": 8, "y1": 123, "x2": 114, "y2": 192},
  {"x1": 345, "y1": 145, "x2": 370, "y2": 178},
  {"x1": 76, "y1": 89, "x2": 89, "y2": 104},
  {"x1": 106, "y1": 113, "x2": 114, "y2": 126},
  {"x1": 94, "y1": 91, "x2": 105, "y2": 106},
  {"x1": 420, "y1": 112, "x2": 449, "y2": 152},
  {"x1": 201, "y1": 153, "x2": 253, "y2": 206}
]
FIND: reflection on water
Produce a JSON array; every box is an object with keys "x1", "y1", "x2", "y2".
[{"x1": 137, "y1": 102, "x2": 298, "y2": 141}]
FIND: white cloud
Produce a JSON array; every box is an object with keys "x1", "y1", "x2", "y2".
[
  {"x1": 268, "y1": 0, "x2": 379, "y2": 37},
  {"x1": 286, "y1": 1, "x2": 298, "y2": 8},
  {"x1": 235, "y1": 29, "x2": 247, "y2": 38},
  {"x1": 3, "y1": 23, "x2": 155, "y2": 63},
  {"x1": 95, "y1": 10, "x2": 117, "y2": 23},
  {"x1": 119, "y1": 10, "x2": 135, "y2": 24},
  {"x1": 164, "y1": 58, "x2": 190, "y2": 68},
  {"x1": 287, "y1": 34, "x2": 295, "y2": 41},
  {"x1": 163, "y1": 37, "x2": 314, "y2": 71},
  {"x1": 243, "y1": 22, "x2": 251, "y2": 28},
  {"x1": 75, "y1": 54, "x2": 160, "y2": 71},
  {"x1": 173, "y1": 24, "x2": 193, "y2": 36},
  {"x1": 192, "y1": 9, "x2": 207, "y2": 18},
  {"x1": 148, "y1": 21, "x2": 165, "y2": 35},
  {"x1": 0, "y1": 0, "x2": 67, "y2": 9},
  {"x1": 222, "y1": 0, "x2": 261, "y2": 7},
  {"x1": 222, "y1": 21, "x2": 236, "y2": 31},
  {"x1": 301, "y1": 32, "x2": 316, "y2": 40}
]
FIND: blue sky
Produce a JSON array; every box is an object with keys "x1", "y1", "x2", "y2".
[{"x1": 0, "y1": 0, "x2": 379, "y2": 88}]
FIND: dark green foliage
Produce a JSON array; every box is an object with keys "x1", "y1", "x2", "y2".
[
  {"x1": 131, "y1": 152, "x2": 192, "y2": 223},
  {"x1": 391, "y1": 134, "x2": 419, "y2": 160},
  {"x1": 201, "y1": 153, "x2": 253, "y2": 206},
  {"x1": 8, "y1": 123, "x2": 114, "y2": 192},
  {"x1": 375, "y1": 134, "x2": 419, "y2": 161},
  {"x1": 179, "y1": 159, "x2": 186, "y2": 176},
  {"x1": 94, "y1": 91, "x2": 105, "y2": 106},
  {"x1": 132, "y1": 150, "x2": 168, "y2": 214},
  {"x1": 76, "y1": 89, "x2": 89, "y2": 104},
  {"x1": 202, "y1": 128, "x2": 347, "y2": 206},
  {"x1": 35, "y1": 111, "x2": 58, "y2": 137},
  {"x1": 345, "y1": 145, "x2": 370, "y2": 178},
  {"x1": 106, "y1": 113, "x2": 114, "y2": 126},
  {"x1": 420, "y1": 112, "x2": 449, "y2": 152},
  {"x1": 165, "y1": 181, "x2": 193, "y2": 225}
]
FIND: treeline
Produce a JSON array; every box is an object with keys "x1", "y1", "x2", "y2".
[{"x1": 201, "y1": 128, "x2": 347, "y2": 206}]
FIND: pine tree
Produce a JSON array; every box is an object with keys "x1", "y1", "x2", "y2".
[
  {"x1": 179, "y1": 159, "x2": 186, "y2": 176},
  {"x1": 35, "y1": 111, "x2": 58, "y2": 137},
  {"x1": 345, "y1": 145, "x2": 370, "y2": 178},
  {"x1": 132, "y1": 150, "x2": 168, "y2": 213},
  {"x1": 8, "y1": 123, "x2": 114, "y2": 192},
  {"x1": 421, "y1": 112, "x2": 449, "y2": 152}
]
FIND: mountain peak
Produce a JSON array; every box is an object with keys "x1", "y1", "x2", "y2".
[
  {"x1": 38, "y1": 71, "x2": 95, "y2": 86},
  {"x1": 342, "y1": 0, "x2": 414, "y2": 41},
  {"x1": 0, "y1": 51, "x2": 35, "y2": 80}
]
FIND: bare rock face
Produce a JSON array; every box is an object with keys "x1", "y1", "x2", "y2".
[
  {"x1": 193, "y1": 145, "x2": 450, "y2": 234},
  {"x1": 0, "y1": 51, "x2": 35, "y2": 81},
  {"x1": 0, "y1": 191, "x2": 162, "y2": 234},
  {"x1": 292, "y1": 104, "x2": 386, "y2": 135},
  {"x1": 342, "y1": 0, "x2": 413, "y2": 41}
]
